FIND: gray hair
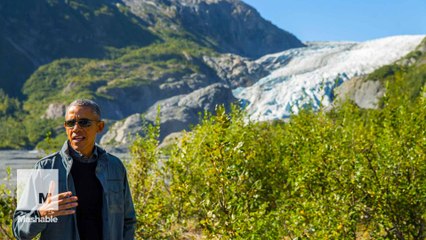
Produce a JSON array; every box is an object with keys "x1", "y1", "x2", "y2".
[{"x1": 67, "y1": 99, "x2": 101, "y2": 119}]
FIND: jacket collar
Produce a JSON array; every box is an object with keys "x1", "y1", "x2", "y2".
[{"x1": 60, "y1": 141, "x2": 108, "y2": 169}]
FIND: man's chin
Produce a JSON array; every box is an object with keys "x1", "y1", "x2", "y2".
[{"x1": 70, "y1": 141, "x2": 87, "y2": 152}]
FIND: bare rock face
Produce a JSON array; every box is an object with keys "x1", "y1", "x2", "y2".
[
  {"x1": 101, "y1": 83, "x2": 236, "y2": 149},
  {"x1": 44, "y1": 103, "x2": 66, "y2": 119},
  {"x1": 95, "y1": 72, "x2": 218, "y2": 120},
  {"x1": 124, "y1": 0, "x2": 305, "y2": 59},
  {"x1": 145, "y1": 83, "x2": 236, "y2": 138},
  {"x1": 100, "y1": 113, "x2": 143, "y2": 147},
  {"x1": 203, "y1": 54, "x2": 268, "y2": 88},
  {"x1": 335, "y1": 77, "x2": 385, "y2": 109},
  {"x1": 173, "y1": 0, "x2": 305, "y2": 58}
]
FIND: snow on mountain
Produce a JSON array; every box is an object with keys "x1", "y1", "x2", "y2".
[{"x1": 233, "y1": 35, "x2": 425, "y2": 121}]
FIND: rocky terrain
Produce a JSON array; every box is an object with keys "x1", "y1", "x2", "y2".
[
  {"x1": 123, "y1": 0, "x2": 304, "y2": 58},
  {"x1": 100, "y1": 83, "x2": 236, "y2": 150},
  {"x1": 334, "y1": 77, "x2": 385, "y2": 109},
  {"x1": 0, "y1": 0, "x2": 303, "y2": 97}
]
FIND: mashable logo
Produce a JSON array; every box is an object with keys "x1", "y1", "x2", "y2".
[
  {"x1": 16, "y1": 169, "x2": 59, "y2": 211},
  {"x1": 39, "y1": 192, "x2": 49, "y2": 204}
]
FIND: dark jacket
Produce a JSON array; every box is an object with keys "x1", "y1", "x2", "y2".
[{"x1": 13, "y1": 141, "x2": 136, "y2": 239}]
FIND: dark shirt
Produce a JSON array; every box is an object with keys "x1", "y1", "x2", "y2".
[{"x1": 70, "y1": 146, "x2": 103, "y2": 240}]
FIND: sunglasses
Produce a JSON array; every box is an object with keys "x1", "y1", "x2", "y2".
[{"x1": 64, "y1": 118, "x2": 100, "y2": 128}]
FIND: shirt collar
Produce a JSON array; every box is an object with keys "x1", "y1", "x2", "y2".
[{"x1": 67, "y1": 142, "x2": 99, "y2": 163}]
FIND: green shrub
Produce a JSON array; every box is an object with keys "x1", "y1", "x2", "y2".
[
  {"x1": 0, "y1": 168, "x2": 16, "y2": 239},
  {"x1": 129, "y1": 87, "x2": 426, "y2": 239}
]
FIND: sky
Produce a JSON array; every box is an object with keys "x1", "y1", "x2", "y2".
[{"x1": 242, "y1": 0, "x2": 426, "y2": 42}]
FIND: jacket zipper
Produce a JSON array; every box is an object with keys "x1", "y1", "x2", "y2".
[{"x1": 66, "y1": 158, "x2": 80, "y2": 240}]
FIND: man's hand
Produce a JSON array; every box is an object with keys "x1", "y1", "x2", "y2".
[{"x1": 38, "y1": 181, "x2": 78, "y2": 217}]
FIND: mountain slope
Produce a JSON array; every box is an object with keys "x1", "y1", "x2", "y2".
[
  {"x1": 123, "y1": 0, "x2": 305, "y2": 58},
  {"x1": 22, "y1": 40, "x2": 219, "y2": 119},
  {"x1": 233, "y1": 35, "x2": 425, "y2": 121},
  {"x1": 0, "y1": 0, "x2": 306, "y2": 149},
  {"x1": 0, "y1": 0, "x2": 158, "y2": 97},
  {"x1": 0, "y1": 0, "x2": 303, "y2": 98}
]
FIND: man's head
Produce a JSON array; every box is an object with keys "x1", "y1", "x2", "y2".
[{"x1": 64, "y1": 99, "x2": 104, "y2": 157}]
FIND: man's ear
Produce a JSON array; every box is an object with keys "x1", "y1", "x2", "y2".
[{"x1": 97, "y1": 121, "x2": 105, "y2": 133}]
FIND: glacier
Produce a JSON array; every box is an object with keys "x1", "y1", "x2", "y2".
[{"x1": 233, "y1": 35, "x2": 425, "y2": 121}]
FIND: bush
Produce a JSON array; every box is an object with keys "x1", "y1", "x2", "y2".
[
  {"x1": 0, "y1": 168, "x2": 16, "y2": 239},
  {"x1": 129, "y1": 90, "x2": 426, "y2": 239}
]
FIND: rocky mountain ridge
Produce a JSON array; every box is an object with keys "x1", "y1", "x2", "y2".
[
  {"x1": 0, "y1": 0, "x2": 303, "y2": 97},
  {"x1": 123, "y1": 0, "x2": 304, "y2": 58}
]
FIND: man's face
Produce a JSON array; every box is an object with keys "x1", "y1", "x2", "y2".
[{"x1": 64, "y1": 106, "x2": 104, "y2": 157}]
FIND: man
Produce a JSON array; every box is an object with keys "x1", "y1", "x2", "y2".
[{"x1": 13, "y1": 99, "x2": 136, "y2": 239}]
